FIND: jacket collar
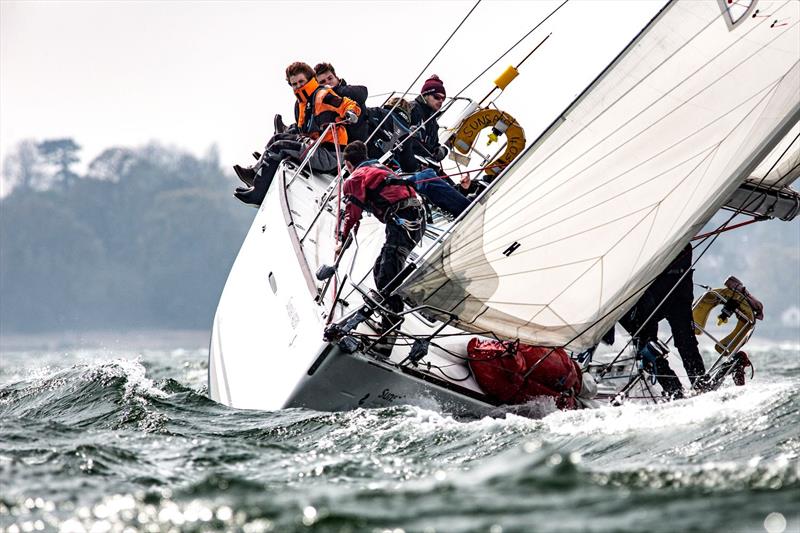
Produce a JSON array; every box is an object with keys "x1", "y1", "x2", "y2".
[
  {"x1": 294, "y1": 77, "x2": 320, "y2": 104},
  {"x1": 414, "y1": 94, "x2": 434, "y2": 116},
  {"x1": 355, "y1": 159, "x2": 380, "y2": 169}
]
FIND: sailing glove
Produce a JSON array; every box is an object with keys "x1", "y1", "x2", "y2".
[{"x1": 432, "y1": 145, "x2": 448, "y2": 162}]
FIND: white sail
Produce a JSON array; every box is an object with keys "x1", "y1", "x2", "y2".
[
  {"x1": 747, "y1": 122, "x2": 800, "y2": 187},
  {"x1": 398, "y1": 0, "x2": 800, "y2": 349}
]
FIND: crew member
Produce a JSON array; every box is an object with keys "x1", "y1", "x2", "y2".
[
  {"x1": 618, "y1": 243, "x2": 707, "y2": 397},
  {"x1": 366, "y1": 97, "x2": 417, "y2": 172},
  {"x1": 409, "y1": 75, "x2": 449, "y2": 165},
  {"x1": 234, "y1": 62, "x2": 360, "y2": 206},
  {"x1": 338, "y1": 141, "x2": 425, "y2": 319},
  {"x1": 406, "y1": 168, "x2": 470, "y2": 218},
  {"x1": 314, "y1": 62, "x2": 369, "y2": 142}
]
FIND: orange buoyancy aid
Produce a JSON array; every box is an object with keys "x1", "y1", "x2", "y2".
[{"x1": 294, "y1": 78, "x2": 360, "y2": 146}]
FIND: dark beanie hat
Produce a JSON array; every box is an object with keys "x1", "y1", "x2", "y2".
[{"x1": 421, "y1": 75, "x2": 446, "y2": 97}]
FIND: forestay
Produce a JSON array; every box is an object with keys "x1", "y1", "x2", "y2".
[{"x1": 398, "y1": 0, "x2": 800, "y2": 349}]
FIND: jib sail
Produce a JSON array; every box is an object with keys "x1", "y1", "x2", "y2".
[{"x1": 397, "y1": 0, "x2": 800, "y2": 349}]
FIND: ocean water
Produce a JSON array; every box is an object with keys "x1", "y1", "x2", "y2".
[{"x1": 1, "y1": 332, "x2": 798, "y2": 533}]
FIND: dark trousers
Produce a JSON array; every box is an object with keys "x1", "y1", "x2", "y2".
[
  {"x1": 252, "y1": 133, "x2": 340, "y2": 198},
  {"x1": 620, "y1": 270, "x2": 706, "y2": 393},
  {"x1": 407, "y1": 169, "x2": 470, "y2": 218},
  {"x1": 373, "y1": 205, "x2": 425, "y2": 315}
]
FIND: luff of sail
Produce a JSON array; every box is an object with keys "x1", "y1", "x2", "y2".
[
  {"x1": 397, "y1": 0, "x2": 800, "y2": 349},
  {"x1": 747, "y1": 122, "x2": 800, "y2": 188},
  {"x1": 723, "y1": 121, "x2": 800, "y2": 220}
]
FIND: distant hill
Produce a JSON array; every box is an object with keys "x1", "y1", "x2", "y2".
[
  {"x1": 694, "y1": 212, "x2": 800, "y2": 340},
  {"x1": 1, "y1": 139, "x2": 250, "y2": 333},
  {"x1": 1, "y1": 138, "x2": 798, "y2": 340}
]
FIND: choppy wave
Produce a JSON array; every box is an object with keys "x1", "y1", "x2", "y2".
[{"x1": 0, "y1": 343, "x2": 798, "y2": 532}]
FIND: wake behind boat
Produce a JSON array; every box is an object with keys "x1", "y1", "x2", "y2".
[{"x1": 209, "y1": 0, "x2": 800, "y2": 417}]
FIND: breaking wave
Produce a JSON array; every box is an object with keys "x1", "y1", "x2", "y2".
[{"x1": 0, "y1": 343, "x2": 797, "y2": 532}]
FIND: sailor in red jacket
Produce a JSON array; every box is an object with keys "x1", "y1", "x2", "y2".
[{"x1": 338, "y1": 141, "x2": 425, "y2": 316}]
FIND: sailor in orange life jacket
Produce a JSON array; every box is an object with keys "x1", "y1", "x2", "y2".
[
  {"x1": 338, "y1": 141, "x2": 426, "y2": 319},
  {"x1": 234, "y1": 61, "x2": 361, "y2": 206}
]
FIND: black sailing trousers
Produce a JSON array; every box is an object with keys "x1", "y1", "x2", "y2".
[
  {"x1": 373, "y1": 205, "x2": 425, "y2": 316},
  {"x1": 251, "y1": 133, "x2": 340, "y2": 202},
  {"x1": 620, "y1": 269, "x2": 706, "y2": 394}
]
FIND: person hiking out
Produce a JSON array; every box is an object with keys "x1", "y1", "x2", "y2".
[
  {"x1": 409, "y1": 75, "x2": 449, "y2": 166},
  {"x1": 314, "y1": 62, "x2": 369, "y2": 142},
  {"x1": 233, "y1": 61, "x2": 360, "y2": 206}
]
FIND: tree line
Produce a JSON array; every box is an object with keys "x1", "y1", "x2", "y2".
[
  {"x1": 1, "y1": 139, "x2": 250, "y2": 333},
  {"x1": 0, "y1": 138, "x2": 797, "y2": 337}
]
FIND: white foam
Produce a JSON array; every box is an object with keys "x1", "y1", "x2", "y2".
[{"x1": 540, "y1": 379, "x2": 793, "y2": 436}]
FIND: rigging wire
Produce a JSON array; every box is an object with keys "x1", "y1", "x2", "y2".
[
  {"x1": 396, "y1": 9, "x2": 796, "y2": 316},
  {"x1": 364, "y1": 0, "x2": 483, "y2": 145},
  {"x1": 467, "y1": 18, "x2": 799, "y2": 244},
  {"x1": 690, "y1": 216, "x2": 765, "y2": 240},
  {"x1": 385, "y1": 2, "x2": 568, "y2": 155},
  {"x1": 453, "y1": 1, "x2": 567, "y2": 98}
]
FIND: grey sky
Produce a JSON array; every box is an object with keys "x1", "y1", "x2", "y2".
[{"x1": 0, "y1": 0, "x2": 663, "y2": 188}]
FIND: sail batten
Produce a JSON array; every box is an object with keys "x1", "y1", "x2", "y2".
[{"x1": 398, "y1": 0, "x2": 800, "y2": 349}]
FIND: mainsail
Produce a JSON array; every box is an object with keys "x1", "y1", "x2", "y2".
[{"x1": 398, "y1": 0, "x2": 800, "y2": 349}]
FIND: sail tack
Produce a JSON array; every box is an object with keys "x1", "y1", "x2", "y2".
[{"x1": 398, "y1": 0, "x2": 800, "y2": 349}]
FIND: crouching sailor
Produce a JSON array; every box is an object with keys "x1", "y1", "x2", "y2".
[{"x1": 338, "y1": 141, "x2": 426, "y2": 328}]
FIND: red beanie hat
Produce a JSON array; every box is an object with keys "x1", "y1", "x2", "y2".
[{"x1": 420, "y1": 75, "x2": 446, "y2": 97}]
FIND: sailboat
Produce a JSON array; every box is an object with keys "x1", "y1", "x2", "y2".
[{"x1": 208, "y1": 0, "x2": 800, "y2": 417}]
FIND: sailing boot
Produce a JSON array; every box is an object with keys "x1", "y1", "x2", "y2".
[
  {"x1": 371, "y1": 315, "x2": 398, "y2": 360},
  {"x1": 235, "y1": 158, "x2": 281, "y2": 206},
  {"x1": 692, "y1": 374, "x2": 713, "y2": 393},
  {"x1": 233, "y1": 168, "x2": 267, "y2": 205},
  {"x1": 274, "y1": 114, "x2": 287, "y2": 134},
  {"x1": 654, "y1": 357, "x2": 684, "y2": 400},
  {"x1": 233, "y1": 164, "x2": 256, "y2": 188},
  {"x1": 731, "y1": 351, "x2": 753, "y2": 386}
]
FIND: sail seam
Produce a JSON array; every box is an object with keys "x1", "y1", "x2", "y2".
[
  {"x1": 454, "y1": 77, "x2": 779, "y2": 271},
  {"x1": 488, "y1": 1, "x2": 791, "y2": 211},
  {"x1": 481, "y1": 17, "x2": 798, "y2": 236},
  {"x1": 439, "y1": 112, "x2": 766, "y2": 272}
]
